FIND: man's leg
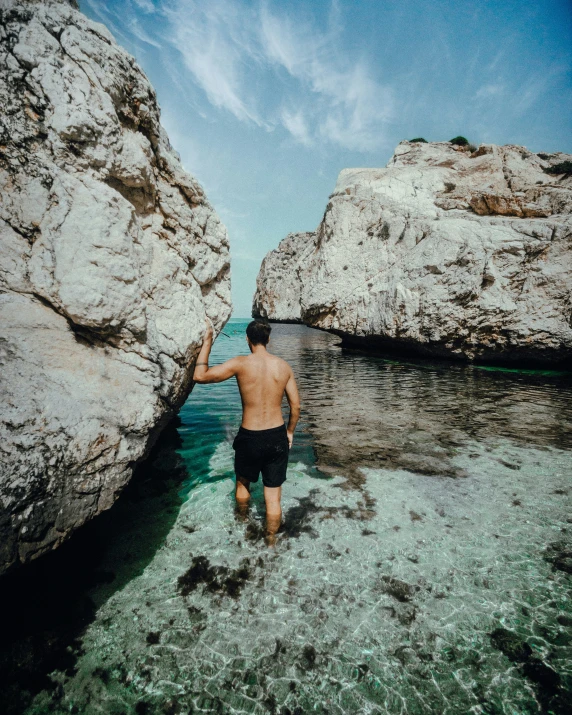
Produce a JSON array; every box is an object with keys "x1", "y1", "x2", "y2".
[
  {"x1": 235, "y1": 475, "x2": 251, "y2": 520},
  {"x1": 263, "y1": 486, "x2": 282, "y2": 546}
]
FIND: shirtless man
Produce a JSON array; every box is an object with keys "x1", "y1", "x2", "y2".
[{"x1": 193, "y1": 320, "x2": 301, "y2": 543}]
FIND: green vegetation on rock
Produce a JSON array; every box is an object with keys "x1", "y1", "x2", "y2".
[
  {"x1": 543, "y1": 161, "x2": 572, "y2": 176},
  {"x1": 449, "y1": 136, "x2": 470, "y2": 146}
]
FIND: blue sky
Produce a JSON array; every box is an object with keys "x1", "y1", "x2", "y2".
[{"x1": 81, "y1": 0, "x2": 572, "y2": 317}]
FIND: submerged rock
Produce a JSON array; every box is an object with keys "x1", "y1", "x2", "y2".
[
  {"x1": 0, "y1": 0, "x2": 231, "y2": 574},
  {"x1": 490, "y1": 627, "x2": 565, "y2": 711},
  {"x1": 253, "y1": 141, "x2": 572, "y2": 366},
  {"x1": 380, "y1": 575, "x2": 420, "y2": 603},
  {"x1": 544, "y1": 540, "x2": 572, "y2": 574},
  {"x1": 177, "y1": 556, "x2": 252, "y2": 599},
  {"x1": 490, "y1": 627, "x2": 533, "y2": 662}
]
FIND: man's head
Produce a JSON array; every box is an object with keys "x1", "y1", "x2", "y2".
[{"x1": 246, "y1": 320, "x2": 271, "y2": 348}]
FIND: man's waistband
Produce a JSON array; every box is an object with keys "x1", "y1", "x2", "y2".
[{"x1": 238, "y1": 423, "x2": 286, "y2": 436}]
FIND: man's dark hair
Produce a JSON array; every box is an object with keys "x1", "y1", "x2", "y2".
[{"x1": 246, "y1": 320, "x2": 271, "y2": 346}]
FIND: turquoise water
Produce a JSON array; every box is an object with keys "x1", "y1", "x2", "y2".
[{"x1": 1, "y1": 319, "x2": 571, "y2": 714}]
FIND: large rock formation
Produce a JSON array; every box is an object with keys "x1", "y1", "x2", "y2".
[
  {"x1": 0, "y1": 0, "x2": 231, "y2": 574},
  {"x1": 254, "y1": 141, "x2": 572, "y2": 365}
]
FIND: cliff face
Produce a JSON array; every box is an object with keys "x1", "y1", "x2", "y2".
[
  {"x1": 253, "y1": 232, "x2": 315, "y2": 322},
  {"x1": 0, "y1": 0, "x2": 231, "y2": 574},
  {"x1": 253, "y1": 141, "x2": 572, "y2": 365}
]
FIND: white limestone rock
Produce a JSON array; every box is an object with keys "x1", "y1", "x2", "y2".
[
  {"x1": 0, "y1": 0, "x2": 232, "y2": 573},
  {"x1": 254, "y1": 141, "x2": 572, "y2": 366},
  {"x1": 253, "y1": 231, "x2": 316, "y2": 322}
]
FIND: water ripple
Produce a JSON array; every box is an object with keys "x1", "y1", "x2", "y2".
[{"x1": 2, "y1": 319, "x2": 570, "y2": 714}]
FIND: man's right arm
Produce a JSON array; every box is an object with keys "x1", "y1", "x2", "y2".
[
  {"x1": 284, "y1": 369, "x2": 301, "y2": 448},
  {"x1": 193, "y1": 323, "x2": 241, "y2": 384}
]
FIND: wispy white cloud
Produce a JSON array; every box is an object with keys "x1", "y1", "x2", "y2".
[
  {"x1": 126, "y1": 8, "x2": 162, "y2": 48},
  {"x1": 259, "y1": 2, "x2": 393, "y2": 149},
  {"x1": 512, "y1": 63, "x2": 570, "y2": 114},
  {"x1": 83, "y1": 0, "x2": 132, "y2": 46},
  {"x1": 156, "y1": 0, "x2": 393, "y2": 150},
  {"x1": 84, "y1": 0, "x2": 393, "y2": 149},
  {"x1": 317, "y1": 65, "x2": 393, "y2": 150},
  {"x1": 487, "y1": 49, "x2": 505, "y2": 72},
  {"x1": 280, "y1": 108, "x2": 311, "y2": 146},
  {"x1": 162, "y1": 0, "x2": 265, "y2": 125},
  {"x1": 474, "y1": 83, "x2": 504, "y2": 100},
  {"x1": 84, "y1": 0, "x2": 160, "y2": 54},
  {"x1": 132, "y1": 0, "x2": 156, "y2": 12}
]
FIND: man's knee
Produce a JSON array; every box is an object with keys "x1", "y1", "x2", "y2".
[{"x1": 236, "y1": 475, "x2": 251, "y2": 499}]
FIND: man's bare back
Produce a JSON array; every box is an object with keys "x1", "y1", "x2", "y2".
[
  {"x1": 234, "y1": 351, "x2": 298, "y2": 431},
  {"x1": 193, "y1": 319, "x2": 301, "y2": 544}
]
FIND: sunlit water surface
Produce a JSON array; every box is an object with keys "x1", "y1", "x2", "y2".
[{"x1": 1, "y1": 320, "x2": 571, "y2": 714}]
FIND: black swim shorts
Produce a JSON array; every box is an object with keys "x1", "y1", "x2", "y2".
[{"x1": 232, "y1": 423, "x2": 289, "y2": 488}]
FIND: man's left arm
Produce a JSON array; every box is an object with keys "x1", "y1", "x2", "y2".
[{"x1": 193, "y1": 322, "x2": 239, "y2": 384}]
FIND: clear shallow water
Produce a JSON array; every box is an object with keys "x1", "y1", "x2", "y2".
[{"x1": 1, "y1": 319, "x2": 571, "y2": 714}]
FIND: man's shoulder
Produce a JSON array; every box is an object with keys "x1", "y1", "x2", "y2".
[{"x1": 270, "y1": 354, "x2": 293, "y2": 373}]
